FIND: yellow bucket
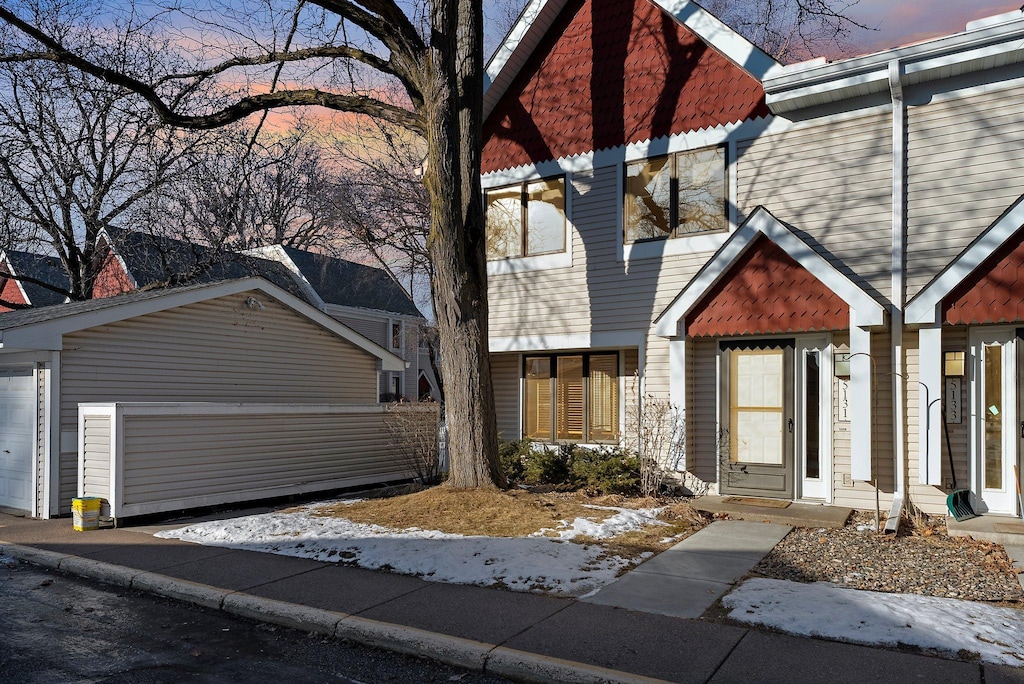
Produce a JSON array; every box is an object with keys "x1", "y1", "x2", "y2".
[{"x1": 72, "y1": 497, "x2": 102, "y2": 532}]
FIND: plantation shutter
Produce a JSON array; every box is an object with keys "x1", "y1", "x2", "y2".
[
  {"x1": 556, "y1": 356, "x2": 584, "y2": 440},
  {"x1": 524, "y1": 357, "x2": 552, "y2": 439},
  {"x1": 588, "y1": 354, "x2": 618, "y2": 441}
]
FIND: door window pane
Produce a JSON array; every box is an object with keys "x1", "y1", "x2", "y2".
[
  {"x1": 625, "y1": 157, "x2": 671, "y2": 243},
  {"x1": 984, "y1": 344, "x2": 1002, "y2": 490},
  {"x1": 524, "y1": 357, "x2": 552, "y2": 439},
  {"x1": 588, "y1": 354, "x2": 618, "y2": 441},
  {"x1": 677, "y1": 146, "x2": 726, "y2": 235},
  {"x1": 485, "y1": 187, "x2": 522, "y2": 259},
  {"x1": 730, "y1": 350, "x2": 784, "y2": 465},
  {"x1": 557, "y1": 356, "x2": 584, "y2": 440},
  {"x1": 526, "y1": 179, "x2": 566, "y2": 255}
]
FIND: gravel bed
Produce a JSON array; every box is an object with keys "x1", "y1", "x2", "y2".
[{"x1": 752, "y1": 513, "x2": 1024, "y2": 603}]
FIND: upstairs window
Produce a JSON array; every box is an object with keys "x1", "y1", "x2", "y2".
[
  {"x1": 524, "y1": 353, "x2": 619, "y2": 443},
  {"x1": 486, "y1": 177, "x2": 566, "y2": 260},
  {"x1": 624, "y1": 146, "x2": 726, "y2": 244}
]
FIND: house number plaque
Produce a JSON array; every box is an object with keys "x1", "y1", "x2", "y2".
[
  {"x1": 944, "y1": 377, "x2": 962, "y2": 424},
  {"x1": 837, "y1": 377, "x2": 851, "y2": 423}
]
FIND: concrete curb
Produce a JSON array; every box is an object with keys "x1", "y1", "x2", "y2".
[
  {"x1": 488, "y1": 647, "x2": 668, "y2": 684},
  {"x1": 1, "y1": 541, "x2": 667, "y2": 684}
]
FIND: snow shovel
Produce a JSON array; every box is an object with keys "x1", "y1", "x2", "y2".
[{"x1": 942, "y1": 411, "x2": 977, "y2": 522}]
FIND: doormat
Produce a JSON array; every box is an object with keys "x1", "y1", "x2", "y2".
[
  {"x1": 722, "y1": 497, "x2": 791, "y2": 509},
  {"x1": 993, "y1": 523, "x2": 1024, "y2": 535}
]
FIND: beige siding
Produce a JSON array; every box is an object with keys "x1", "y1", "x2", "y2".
[
  {"x1": 686, "y1": 338, "x2": 718, "y2": 486},
  {"x1": 81, "y1": 414, "x2": 111, "y2": 506},
  {"x1": 831, "y1": 331, "x2": 898, "y2": 511},
  {"x1": 491, "y1": 353, "x2": 521, "y2": 440},
  {"x1": 57, "y1": 291, "x2": 380, "y2": 510},
  {"x1": 489, "y1": 165, "x2": 715, "y2": 340},
  {"x1": 117, "y1": 410, "x2": 409, "y2": 514},
  {"x1": 735, "y1": 112, "x2": 893, "y2": 304},
  {"x1": 906, "y1": 81, "x2": 1024, "y2": 297}
]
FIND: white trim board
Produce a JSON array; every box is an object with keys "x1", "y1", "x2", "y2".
[
  {"x1": 654, "y1": 207, "x2": 886, "y2": 337},
  {"x1": 489, "y1": 330, "x2": 645, "y2": 353},
  {"x1": 905, "y1": 193, "x2": 1024, "y2": 325},
  {"x1": 0, "y1": 278, "x2": 407, "y2": 372}
]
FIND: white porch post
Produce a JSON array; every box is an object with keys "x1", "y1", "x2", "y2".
[
  {"x1": 918, "y1": 323, "x2": 943, "y2": 485},
  {"x1": 669, "y1": 336, "x2": 686, "y2": 468},
  {"x1": 850, "y1": 320, "x2": 873, "y2": 481}
]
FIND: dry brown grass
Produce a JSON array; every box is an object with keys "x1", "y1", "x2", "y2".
[{"x1": 309, "y1": 485, "x2": 710, "y2": 556}]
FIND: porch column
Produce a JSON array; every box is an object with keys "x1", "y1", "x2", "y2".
[
  {"x1": 918, "y1": 323, "x2": 943, "y2": 485},
  {"x1": 850, "y1": 322, "x2": 873, "y2": 481}
]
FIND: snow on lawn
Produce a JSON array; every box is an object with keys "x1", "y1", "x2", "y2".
[
  {"x1": 154, "y1": 501, "x2": 663, "y2": 597},
  {"x1": 724, "y1": 578, "x2": 1024, "y2": 667}
]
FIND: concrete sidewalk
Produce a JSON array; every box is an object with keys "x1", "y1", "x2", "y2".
[{"x1": 0, "y1": 512, "x2": 1018, "y2": 683}]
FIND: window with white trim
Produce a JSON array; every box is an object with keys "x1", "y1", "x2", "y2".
[
  {"x1": 624, "y1": 146, "x2": 726, "y2": 244},
  {"x1": 524, "y1": 353, "x2": 618, "y2": 443},
  {"x1": 486, "y1": 177, "x2": 566, "y2": 260}
]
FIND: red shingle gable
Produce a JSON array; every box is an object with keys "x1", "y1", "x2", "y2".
[
  {"x1": 686, "y1": 237, "x2": 849, "y2": 337},
  {"x1": 0, "y1": 275, "x2": 27, "y2": 312},
  {"x1": 943, "y1": 231, "x2": 1024, "y2": 325},
  {"x1": 482, "y1": 0, "x2": 769, "y2": 173}
]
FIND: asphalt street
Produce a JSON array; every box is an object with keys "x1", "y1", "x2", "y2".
[{"x1": 0, "y1": 557, "x2": 511, "y2": 683}]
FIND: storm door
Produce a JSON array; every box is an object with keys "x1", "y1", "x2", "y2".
[
  {"x1": 719, "y1": 340, "x2": 795, "y2": 498},
  {"x1": 971, "y1": 328, "x2": 1017, "y2": 514}
]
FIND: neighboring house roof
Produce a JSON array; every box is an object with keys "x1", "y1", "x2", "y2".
[
  {"x1": 100, "y1": 227, "x2": 313, "y2": 304},
  {"x1": 1, "y1": 250, "x2": 70, "y2": 308},
  {"x1": 254, "y1": 245, "x2": 423, "y2": 318},
  {"x1": 481, "y1": 0, "x2": 777, "y2": 173},
  {"x1": 0, "y1": 276, "x2": 406, "y2": 372}
]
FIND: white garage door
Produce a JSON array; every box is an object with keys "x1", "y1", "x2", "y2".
[{"x1": 0, "y1": 369, "x2": 36, "y2": 511}]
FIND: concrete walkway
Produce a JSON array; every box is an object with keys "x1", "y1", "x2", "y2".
[
  {"x1": 1, "y1": 511, "x2": 1016, "y2": 683},
  {"x1": 583, "y1": 520, "x2": 791, "y2": 618}
]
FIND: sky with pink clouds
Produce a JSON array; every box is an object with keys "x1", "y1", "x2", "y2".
[{"x1": 842, "y1": 0, "x2": 1022, "y2": 55}]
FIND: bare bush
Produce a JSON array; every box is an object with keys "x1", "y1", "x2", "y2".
[
  {"x1": 384, "y1": 403, "x2": 442, "y2": 485},
  {"x1": 625, "y1": 379, "x2": 685, "y2": 497}
]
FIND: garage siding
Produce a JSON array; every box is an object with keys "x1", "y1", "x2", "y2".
[
  {"x1": 81, "y1": 414, "x2": 111, "y2": 507},
  {"x1": 57, "y1": 291, "x2": 381, "y2": 510}
]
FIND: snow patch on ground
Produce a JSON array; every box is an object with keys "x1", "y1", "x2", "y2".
[
  {"x1": 724, "y1": 578, "x2": 1024, "y2": 667},
  {"x1": 530, "y1": 505, "x2": 665, "y2": 540},
  {"x1": 155, "y1": 501, "x2": 662, "y2": 596}
]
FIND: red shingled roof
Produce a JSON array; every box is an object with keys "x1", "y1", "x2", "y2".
[
  {"x1": 686, "y1": 236, "x2": 849, "y2": 337},
  {"x1": 943, "y1": 231, "x2": 1024, "y2": 325},
  {"x1": 482, "y1": 0, "x2": 769, "y2": 173}
]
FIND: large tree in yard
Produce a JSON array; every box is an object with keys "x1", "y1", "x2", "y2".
[{"x1": 0, "y1": 0, "x2": 505, "y2": 488}]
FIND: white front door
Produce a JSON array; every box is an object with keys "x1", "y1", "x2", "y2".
[
  {"x1": 0, "y1": 369, "x2": 36, "y2": 512},
  {"x1": 970, "y1": 329, "x2": 1018, "y2": 514}
]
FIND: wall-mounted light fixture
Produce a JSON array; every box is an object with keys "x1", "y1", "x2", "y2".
[
  {"x1": 834, "y1": 352, "x2": 851, "y2": 378},
  {"x1": 943, "y1": 351, "x2": 965, "y2": 377}
]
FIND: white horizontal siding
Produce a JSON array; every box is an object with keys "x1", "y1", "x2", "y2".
[
  {"x1": 57, "y1": 291, "x2": 380, "y2": 511},
  {"x1": 117, "y1": 410, "x2": 412, "y2": 513},
  {"x1": 906, "y1": 83, "x2": 1024, "y2": 298},
  {"x1": 81, "y1": 414, "x2": 111, "y2": 504}
]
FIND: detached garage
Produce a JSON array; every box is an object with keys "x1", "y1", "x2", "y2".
[{"x1": 0, "y1": 277, "x2": 410, "y2": 519}]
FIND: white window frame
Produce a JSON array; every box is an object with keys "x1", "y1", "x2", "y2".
[
  {"x1": 484, "y1": 174, "x2": 573, "y2": 276},
  {"x1": 389, "y1": 319, "x2": 404, "y2": 352}
]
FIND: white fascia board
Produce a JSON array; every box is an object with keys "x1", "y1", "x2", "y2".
[
  {"x1": 323, "y1": 303, "x2": 426, "y2": 324},
  {"x1": 766, "y1": 15, "x2": 1024, "y2": 112},
  {"x1": 483, "y1": 0, "x2": 568, "y2": 119},
  {"x1": 0, "y1": 278, "x2": 408, "y2": 371},
  {"x1": 96, "y1": 228, "x2": 140, "y2": 290},
  {"x1": 651, "y1": 0, "x2": 780, "y2": 80},
  {"x1": 489, "y1": 330, "x2": 645, "y2": 353},
  {"x1": 654, "y1": 207, "x2": 885, "y2": 337},
  {"x1": 905, "y1": 193, "x2": 1024, "y2": 324},
  {"x1": 243, "y1": 245, "x2": 326, "y2": 310}
]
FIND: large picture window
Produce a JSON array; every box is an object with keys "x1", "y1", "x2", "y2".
[
  {"x1": 524, "y1": 353, "x2": 619, "y2": 443},
  {"x1": 486, "y1": 177, "x2": 566, "y2": 260},
  {"x1": 624, "y1": 146, "x2": 726, "y2": 244}
]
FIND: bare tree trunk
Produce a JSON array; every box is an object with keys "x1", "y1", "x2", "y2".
[{"x1": 425, "y1": 0, "x2": 506, "y2": 489}]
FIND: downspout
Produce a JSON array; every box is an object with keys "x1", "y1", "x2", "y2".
[{"x1": 887, "y1": 58, "x2": 907, "y2": 533}]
